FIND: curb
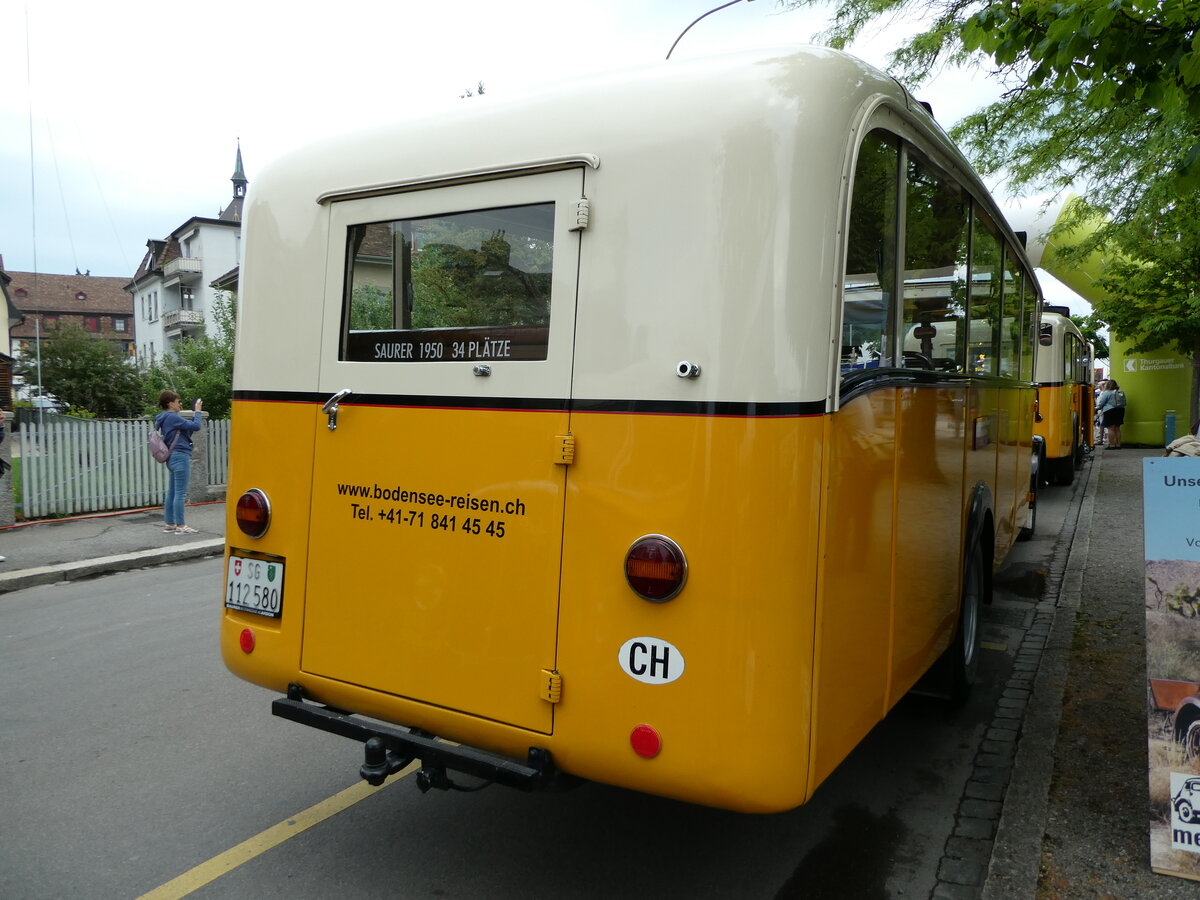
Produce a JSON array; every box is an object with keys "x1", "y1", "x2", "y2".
[
  {"x1": 0, "y1": 538, "x2": 225, "y2": 594},
  {"x1": 981, "y1": 451, "x2": 1100, "y2": 898}
]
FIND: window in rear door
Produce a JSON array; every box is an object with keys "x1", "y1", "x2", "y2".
[{"x1": 341, "y1": 203, "x2": 555, "y2": 363}]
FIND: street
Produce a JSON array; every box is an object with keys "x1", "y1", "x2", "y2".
[{"x1": 0, "y1": 475, "x2": 1080, "y2": 899}]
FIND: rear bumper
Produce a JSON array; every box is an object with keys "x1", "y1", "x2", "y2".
[{"x1": 272, "y1": 683, "x2": 572, "y2": 792}]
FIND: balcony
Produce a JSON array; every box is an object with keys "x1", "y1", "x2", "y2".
[
  {"x1": 163, "y1": 257, "x2": 202, "y2": 286},
  {"x1": 162, "y1": 308, "x2": 205, "y2": 337}
]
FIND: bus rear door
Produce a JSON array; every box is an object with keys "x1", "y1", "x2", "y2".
[{"x1": 300, "y1": 168, "x2": 585, "y2": 735}]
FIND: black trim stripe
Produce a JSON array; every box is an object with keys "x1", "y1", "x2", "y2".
[
  {"x1": 233, "y1": 390, "x2": 824, "y2": 418},
  {"x1": 573, "y1": 398, "x2": 822, "y2": 417}
]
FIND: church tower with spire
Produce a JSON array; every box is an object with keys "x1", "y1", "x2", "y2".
[{"x1": 220, "y1": 143, "x2": 248, "y2": 222}]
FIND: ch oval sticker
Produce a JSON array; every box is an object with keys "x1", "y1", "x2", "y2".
[{"x1": 619, "y1": 636, "x2": 685, "y2": 685}]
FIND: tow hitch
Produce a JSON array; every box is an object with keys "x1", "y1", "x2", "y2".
[{"x1": 273, "y1": 684, "x2": 572, "y2": 793}]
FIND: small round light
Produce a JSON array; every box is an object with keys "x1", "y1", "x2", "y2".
[
  {"x1": 624, "y1": 535, "x2": 687, "y2": 602},
  {"x1": 236, "y1": 489, "x2": 271, "y2": 538},
  {"x1": 239, "y1": 628, "x2": 256, "y2": 654},
  {"x1": 630, "y1": 724, "x2": 662, "y2": 758}
]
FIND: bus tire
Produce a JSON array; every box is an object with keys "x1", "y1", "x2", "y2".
[
  {"x1": 1018, "y1": 485, "x2": 1036, "y2": 541},
  {"x1": 948, "y1": 537, "x2": 985, "y2": 705},
  {"x1": 1050, "y1": 453, "x2": 1074, "y2": 486},
  {"x1": 1019, "y1": 440, "x2": 1042, "y2": 542}
]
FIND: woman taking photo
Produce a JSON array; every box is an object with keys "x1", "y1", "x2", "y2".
[
  {"x1": 1096, "y1": 379, "x2": 1126, "y2": 449},
  {"x1": 155, "y1": 390, "x2": 203, "y2": 533}
]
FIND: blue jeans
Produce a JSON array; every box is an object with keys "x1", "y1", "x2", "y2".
[{"x1": 164, "y1": 450, "x2": 191, "y2": 526}]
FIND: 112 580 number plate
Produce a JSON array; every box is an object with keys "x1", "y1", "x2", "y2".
[{"x1": 226, "y1": 554, "x2": 284, "y2": 618}]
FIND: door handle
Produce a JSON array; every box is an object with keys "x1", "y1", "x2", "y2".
[{"x1": 322, "y1": 388, "x2": 353, "y2": 431}]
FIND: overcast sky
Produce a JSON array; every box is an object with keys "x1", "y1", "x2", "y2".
[{"x1": 0, "y1": 0, "x2": 1091, "y2": 312}]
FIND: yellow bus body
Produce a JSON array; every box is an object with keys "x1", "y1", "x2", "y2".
[
  {"x1": 1033, "y1": 309, "x2": 1094, "y2": 484},
  {"x1": 221, "y1": 47, "x2": 1038, "y2": 813}
]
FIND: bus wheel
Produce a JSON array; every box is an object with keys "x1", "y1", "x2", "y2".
[
  {"x1": 949, "y1": 539, "x2": 985, "y2": 704},
  {"x1": 1019, "y1": 445, "x2": 1041, "y2": 541},
  {"x1": 1051, "y1": 453, "x2": 1075, "y2": 486},
  {"x1": 1018, "y1": 483, "x2": 1037, "y2": 541}
]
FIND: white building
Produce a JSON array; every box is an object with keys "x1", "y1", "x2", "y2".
[{"x1": 127, "y1": 147, "x2": 246, "y2": 364}]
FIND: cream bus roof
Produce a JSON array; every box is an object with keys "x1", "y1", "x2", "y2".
[
  {"x1": 251, "y1": 46, "x2": 926, "y2": 201},
  {"x1": 237, "y1": 46, "x2": 1027, "y2": 404}
]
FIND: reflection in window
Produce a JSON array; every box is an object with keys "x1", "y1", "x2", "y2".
[
  {"x1": 842, "y1": 130, "x2": 899, "y2": 373},
  {"x1": 999, "y1": 260, "x2": 1021, "y2": 378},
  {"x1": 1020, "y1": 272, "x2": 1038, "y2": 382},
  {"x1": 969, "y1": 213, "x2": 1002, "y2": 375},
  {"x1": 901, "y1": 152, "x2": 969, "y2": 372},
  {"x1": 342, "y1": 203, "x2": 555, "y2": 362}
]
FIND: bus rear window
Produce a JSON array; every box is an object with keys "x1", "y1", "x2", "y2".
[{"x1": 341, "y1": 203, "x2": 554, "y2": 362}]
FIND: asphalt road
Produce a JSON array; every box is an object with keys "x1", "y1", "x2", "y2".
[{"x1": 0, "y1": 483, "x2": 1078, "y2": 899}]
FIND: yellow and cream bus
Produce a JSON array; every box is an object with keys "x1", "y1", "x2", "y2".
[
  {"x1": 222, "y1": 46, "x2": 1040, "y2": 814},
  {"x1": 1034, "y1": 306, "x2": 1094, "y2": 485}
]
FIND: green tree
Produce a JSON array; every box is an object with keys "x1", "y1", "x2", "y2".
[
  {"x1": 782, "y1": 0, "x2": 1200, "y2": 419},
  {"x1": 1089, "y1": 191, "x2": 1200, "y2": 413},
  {"x1": 780, "y1": 0, "x2": 1200, "y2": 209},
  {"x1": 16, "y1": 323, "x2": 143, "y2": 416},
  {"x1": 1076, "y1": 315, "x2": 1110, "y2": 361},
  {"x1": 143, "y1": 291, "x2": 237, "y2": 418}
]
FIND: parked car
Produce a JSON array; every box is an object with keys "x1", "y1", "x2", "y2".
[{"x1": 1174, "y1": 776, "x2": 1200, "y2": 824}]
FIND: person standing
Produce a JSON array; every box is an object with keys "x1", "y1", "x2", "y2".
[
  {"x1": 155, "y1": 390, "x2": 203, "y2": 533},
  {"x1": 1096, "y1": 378, "x2": 1127, "y2": 449}
]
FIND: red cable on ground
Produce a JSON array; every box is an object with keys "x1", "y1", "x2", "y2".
[{"x1": 0, "y1": 499, "x2": 225, "y2": 531}]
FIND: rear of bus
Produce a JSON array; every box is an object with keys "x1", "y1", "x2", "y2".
[
  {"x1": 1034, "y1": 308, "x2": 1091, "y2": 484},
  {"x1": 220, "y1": 47, "x2": 1029, "y2": 813}
]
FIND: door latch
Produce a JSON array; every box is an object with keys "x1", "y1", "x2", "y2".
[{"x1": 322, "y1": 388, "x2": 353, "y2": 431}]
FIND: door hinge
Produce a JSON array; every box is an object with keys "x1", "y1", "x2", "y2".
[
  {"x1": 569, "y1": 198, "x2": 590, "y2": 232},
  {"x1": 555, "y1": 433, "x2": 576, "y2": 465},
  {"x1": 539, "y1": 669, "x2": 562, "y2": 704}
]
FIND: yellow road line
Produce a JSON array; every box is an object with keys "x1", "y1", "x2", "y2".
[{"x1": 136, "y1": 763, "x2": 417, "y2": 900}]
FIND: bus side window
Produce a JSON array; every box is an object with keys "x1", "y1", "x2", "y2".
[
  {"x1": 842, "y1": 130, "x2": 899, "y2": 374},
  {"x1": 999, "y1": 253, "x2": 1021, "y2": 378},
  {"x1": 1020, "y1": 273, "x2": 1037, "y2": 382},
  {"x1": 901, "y1": 151, "x2": 969, "y2": 372},
  {"x1": 969, "y1": 212, "x2": 1002, "y2": 375}
]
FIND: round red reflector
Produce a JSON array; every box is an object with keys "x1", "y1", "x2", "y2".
[
  {"x1": 235, "y1": 489, "x2": 271, "y2": 538},
  {"x1": 630, "y1": 724, "x2": 662, "y2": 758},
  {"x1": 239, "y1": 628, "x2": 256, "y2": 654},
  {"x1": 624, "y1": 535, "x2": 687, "y2": 602}
]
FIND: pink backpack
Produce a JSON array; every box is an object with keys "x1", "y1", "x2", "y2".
[{"x1": 148, "y1": 426, "x2": 179, "y2": 463}]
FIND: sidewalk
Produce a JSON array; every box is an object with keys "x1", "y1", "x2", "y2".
[
  {"x1": 0, "y1": 501, "x2": 225, "y2": 593},
  {"x1": 986, "y1": 446, "x2": 1184, "y2": 899}
]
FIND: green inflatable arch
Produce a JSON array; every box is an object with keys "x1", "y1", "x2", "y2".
[{"x1": 1006, "y1": 196, "x2": 1191, "y2": 446}]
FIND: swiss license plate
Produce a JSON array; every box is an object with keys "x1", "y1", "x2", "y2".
[{"x1": 226, "y1": 554, "x2": 284, "y2": 618}]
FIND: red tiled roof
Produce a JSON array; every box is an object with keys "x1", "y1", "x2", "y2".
[{"x1": 6, "y1": 271, "x2": 132, "y2": 314}]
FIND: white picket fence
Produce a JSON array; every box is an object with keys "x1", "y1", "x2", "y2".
[{"x1": 16, "y1": 416, "x2": 230, "y2": 519}]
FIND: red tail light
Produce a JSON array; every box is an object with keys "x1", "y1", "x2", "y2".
[
  {"x1": 630, "y1": 724, "x2": 662, "y2": 758},
  {"x1": 624, "y1": 535, "x2": 687, "y2": 602},
  {"x1": 235, "y1": 489, "x2": 271, "y2": 538}
]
